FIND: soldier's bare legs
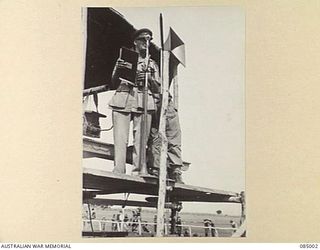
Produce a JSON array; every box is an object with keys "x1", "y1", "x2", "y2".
[{"x1": 112, "y1": 111, "x2": 131, "y2": 174}]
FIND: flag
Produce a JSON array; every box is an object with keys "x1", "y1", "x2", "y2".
[
  {"x1": 164, "y1": 27, "x2": 186, "y2": 67},
  {"x1": 163, "y1": 27, "x2": 185, "y2": 110},
  {"x1": 163, "y1": 27, "x2": 186, "y2": 89}
]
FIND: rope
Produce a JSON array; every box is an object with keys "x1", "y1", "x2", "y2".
[
  {"x1": 122, "y1": 193, "x2": 130, "y2": 208},
  {"x1": 86, "y1": 202, "x2": 95, "y2": 235},
  {"x1": 83, "y1": 188, "x2": 95, "y2": 235},
  {"x1": 100, "y1": 125, "x2": 114, "y2": 132}
]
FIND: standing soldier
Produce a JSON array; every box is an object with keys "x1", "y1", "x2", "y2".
[
  {"x1": 230, "y1": 220, "x2": 237, "y2": 233},
  {"x1": 210, "y1": 220, "x2": 217, "y2": 237},
  {"x1": 176, "y1": 216, "x2": 182, "y2": 236},
  {"x1": 111, "y1": 214, "x2": 117, "y2": 231},
  {"x1": 147, "y1": 96, "x2": 184, "y2": 183},
  {"x1": 153, "y1": 214, "x2": 157, "y2": 234},
  {"x1": 204, "y1": 219, "x2": 211, "y2": 237},
  {"x1": 109, "y1": 28, "x2": 160, "y2": 175}
]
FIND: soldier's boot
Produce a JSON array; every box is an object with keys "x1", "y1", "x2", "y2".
[
  {"x1": 172, "y1": 171, "x2": 184, "y2": 184},
  {"x1": 148, "y1": 167, "x2": 173, "y2": 180},
  {"x1": 112, "y1": 166, "x2": 126, "y2": 175},
  {"x1": 148, "y1": 167, "x2": 159, "y2": 177},
  {"x1": 169, "y1": 166, "x2": 184, "y2": 184},
  {"x1": 131, "y1": 167, "x2": 141, "y2": 176}
]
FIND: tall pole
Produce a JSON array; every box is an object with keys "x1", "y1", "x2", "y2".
[
  {"x1": 139, "y1": 39, "x2": 150, "y2": 175},
  {"x1": 160, "y1": 13, "x2": 164, "y2": 94},
  {"x1": 156, "y1": 50, "x2": 170, "y2": 237},
  {"x1": 156, "y1": 13, "x2": 169, "y2": 237}
]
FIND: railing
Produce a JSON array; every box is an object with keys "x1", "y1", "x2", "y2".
[{"x1": 82, "y1": 219, "x2": 237, "y2": 237}]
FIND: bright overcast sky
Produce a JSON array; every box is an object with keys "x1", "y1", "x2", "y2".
[{"x1": 83, "y1": 6, "x2": 245, "y2": 215}]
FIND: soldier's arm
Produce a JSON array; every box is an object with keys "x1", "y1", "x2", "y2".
[
  {"x1": 148, "y1": 61, "x2": 161, "y2": 94},
  {"x1": 111, "y1": 59, "x2": 121, "y2": 89}
]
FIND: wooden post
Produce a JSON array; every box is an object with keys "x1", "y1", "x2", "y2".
[
  {"x1": 240, "y1": 191, "x2": 246, "y2": 225},
  {"x1": 156, "y1": 51, "x2": 170, "y2": 237},
  {"x1": 86, "y1": 203, "x2": 94, "y2": 233},
  {"x1": 121, "y1": 207, "x2": 125, "y2": 231},
  {"x1": 82, "y1": 7, "x2": 88, "y2": 119},
  {"x1": 188, "y1": 226, "x2": 192, "y2": 237},
  {"x1": 170, "y1": 207, "x2": 177, "y2": 235},
  {"x1": 82, "y1": 7, "x2": 87, "y2": 89},
  {"x1": 138, "y1": 220, "x2": 142, "y2": 236},
  {"x1": 164, "y1": 221, "x2": 168, "y2": 235}
]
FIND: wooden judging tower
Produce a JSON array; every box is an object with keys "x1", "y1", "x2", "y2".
[{"x1": 82, "y1": 7, "x2": 245, "y2": 237}]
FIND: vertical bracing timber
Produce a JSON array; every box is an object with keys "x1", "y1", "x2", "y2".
[{"x1": 156, "y1": 50, "x2": 170, "y2": 237}]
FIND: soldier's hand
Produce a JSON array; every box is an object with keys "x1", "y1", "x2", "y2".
[
  {"x1": 115, "y1": 59, "x2": 131, "y2": 69},
  {"x1": 136, "y1": 71, "x2": 146, "y2": 84}
]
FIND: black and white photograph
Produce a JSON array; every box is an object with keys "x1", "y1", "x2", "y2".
[
  {"x1": 3, "y1": 0, "x2": 320, "y2": 245},
  {"x1": 82, "y1": 6, "x2": 245, "y2": 238}
]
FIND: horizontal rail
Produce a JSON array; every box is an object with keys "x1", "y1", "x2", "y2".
[
  {"x1": 83, "y1": 85, "x2": 108, "y2": 96},
  {"x1": 82, "y1": 219, "x2": 237, "y2": 231}
]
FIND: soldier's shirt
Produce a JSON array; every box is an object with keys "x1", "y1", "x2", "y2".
[{"x1": 109, "y1": 56, "x2": 160, "y2": 113}]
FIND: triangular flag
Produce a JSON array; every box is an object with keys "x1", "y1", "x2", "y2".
[{"x1": 164, "y1": 27, "x2": 186, "y2": 67}]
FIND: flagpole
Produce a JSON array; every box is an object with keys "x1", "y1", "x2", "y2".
[{"x1": 160, "y1": 13, "x2": 164, "y2": 94}]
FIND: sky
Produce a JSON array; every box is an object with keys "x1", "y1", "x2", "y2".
[{"x1": 83, "y1": 6, "x2": 245, "y2": 216}]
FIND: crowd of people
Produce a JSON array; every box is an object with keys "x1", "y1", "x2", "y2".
[
  {"x1": 108, "y1": 208, "x2": 151, "y2": 234},
  {"x1": 83, "y1": 205, "x2": 238, "y2": 237}
]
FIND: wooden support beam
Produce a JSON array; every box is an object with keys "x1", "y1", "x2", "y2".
[
  {"x1": 231, "y1": 219, "x2": 246, "y2": 237},
  {"x1": 84, "y1": 197, "x2": 175, "y2": 209},
  {"x1": 240, "y1": 191, "x2": 246, "y2": 225},
  {"x1": 83, "y1": 168, "x2": 160, "y2": 196},
  {"x1": 83, "y1": 137, "x2": 133, "y2": 164},
  {"x1": 83, "y1": 191, "x2": 97, "y2": 200},
  {"x1": 83, "y1": 85, "x2": 108, "y2": 96}
]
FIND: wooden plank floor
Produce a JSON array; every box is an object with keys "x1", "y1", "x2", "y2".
[{"x1": 83, "y1": 168, "x2": 240, "y2": 203}]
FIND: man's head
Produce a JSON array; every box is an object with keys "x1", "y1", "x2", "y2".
[{"x1": 133, "y1": 28, "x2": 153, "y2": 53}]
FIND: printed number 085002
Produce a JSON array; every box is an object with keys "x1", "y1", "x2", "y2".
[{"x1": 300, "y1": 244, "x2": 318, "y2": 248}]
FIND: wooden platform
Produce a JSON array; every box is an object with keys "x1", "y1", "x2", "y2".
[
  {"x1": 83, "y1": 137, "x2": 190, "y2": 170},
  {"x1": 85, "y1": 198, "x2": 175, "y2": 209},
  {"x1": 83, "y1": 137, "x2": 133, "y2": 163},
  {"x1": 83, "y1": 168, "x2": 240, "y2": 203}
]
